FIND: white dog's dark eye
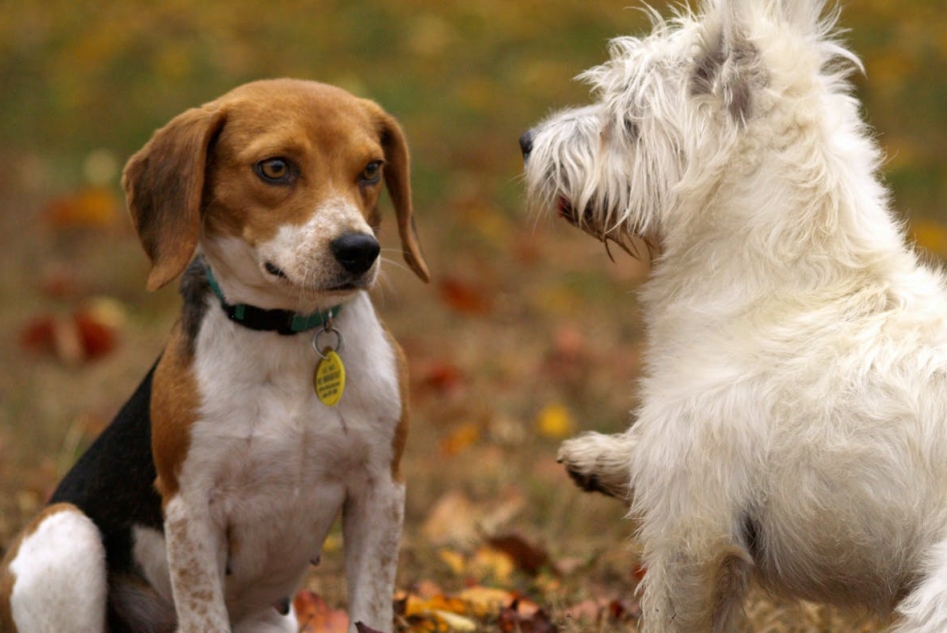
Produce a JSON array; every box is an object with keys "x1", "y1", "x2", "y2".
[
  {"x1": 360, "y1": 161, "x2": 383, "y2": 185},
  {"x1": 255, "y1": 158, "x2": 294, "y2": 184}
]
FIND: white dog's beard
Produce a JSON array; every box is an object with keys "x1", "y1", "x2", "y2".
[{"x1": 562, "y1": 200, "x2": 651, "y2": 262}]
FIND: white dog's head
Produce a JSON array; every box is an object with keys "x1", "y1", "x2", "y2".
[{"x1": 521, "y1": 0, "x2": 871, "y2": 259}]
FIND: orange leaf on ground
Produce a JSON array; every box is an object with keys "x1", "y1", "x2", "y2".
[
  {"x1": 437, "y1": 548, "x2": 467, "y2": 575},
  {"x1": 422, "y1": 491, "x2": 480, "y2": 546},
  {"x1": 422, "y1": 490, "x2": 526, "y2": 548},
  {"x1": 294, "y1": 590, "x2": 349, "y2": 633},
  {"x1": 438, "y1": 277, "x2": 490, "y2": 315},
  {"x1": 73, "y1": 311, "x2": 117, "y2": 360},
  {"x1": 20, "y1": 299, "x2": 123, "y2": 364},
  {"x1": 402, "y1": 593, "x2": 468, "y2": 619},
  {"x1": 397, "y1": 584, "x2": 540, "y2": 632},
  {"x1": 417, "y1": 361, "x2": 466, "y2": 396},
  {"x1": 561, "y1": 598, "x2": 640, "y2": 625},
  {"x1": 43, "y1": 186, "x2": 120, "y2": 229},
  {"x1": 439, "y1": 422, "x2": 481, "y2": 456},
  {"x1": 429, "y1": 610, "x2": 477, "y2": 631},
  {"x1": 468, "y1": 546, "x2": 515, "y2": 583},
  {"x1": 398, "y1": 592, "x2": 477, "y2": 633},
  {"x1": 498, "y1": 602, "x2": 556, "y2": 633},
  {"x1": 486, "y1": 533, "x2": 557, "y2": 577},
  {"x1": 456, "y1": 586, "x2": 533, "y2": 619}
]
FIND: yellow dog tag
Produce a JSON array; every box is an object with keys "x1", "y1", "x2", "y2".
[{"x1": 314, "y1": 349, "x2": 346, "y2": 406}]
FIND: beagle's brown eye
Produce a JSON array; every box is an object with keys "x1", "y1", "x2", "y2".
[
  {"x1": 360, "y1": 160, "x2": 383, "y2": 185},
  {"x1": 255, "y1": 158, "x2": 294, "y2": 184}
]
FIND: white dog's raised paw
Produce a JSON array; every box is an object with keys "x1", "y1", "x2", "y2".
[{"x1": 557, "y1": 432, "x2": 634, "y2": 501}]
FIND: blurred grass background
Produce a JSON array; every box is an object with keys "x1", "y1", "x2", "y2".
[
  {"x1": 0, "y1": 1, "x2": 945, "y2": 631},
  {"x1": 3, "y1": 0, "x2": 946, "y2": 219}
]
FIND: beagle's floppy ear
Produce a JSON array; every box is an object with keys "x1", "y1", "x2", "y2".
[
  {"x1": 122, "y1": 104, "x2": 226, "y2": 292},
  {"x1": 377, "y1": 113, "x2": 430, "y2": 283}
]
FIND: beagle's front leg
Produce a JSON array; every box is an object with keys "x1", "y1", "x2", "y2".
[
  {"x1": 342, "y1": 475, "x2": 405, "y2": 633},
  {"x1": 163, "y1": 493, "x2": 231, "y2": 633}
]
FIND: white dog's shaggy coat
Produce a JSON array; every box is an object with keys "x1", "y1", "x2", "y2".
[{"x1": 521, "y1": 1, "x2": 947, "y2": 632}]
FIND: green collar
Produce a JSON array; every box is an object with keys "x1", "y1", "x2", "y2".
[{"x1": 205, "y1": 266, "x2": 341, "y2": 336}]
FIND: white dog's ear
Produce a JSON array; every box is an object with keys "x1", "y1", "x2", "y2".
[
  {"x1": 711, "y1": 0, "x2": 825, "y2": 36},
  {"x1": 694, "y1": 0, "x2": 830, "y2": 123},
  {"x1": 692, "y1": 2, "x2": 760, "y2": 125},
  {"x1": 691, "y1": 0, "x2": 788, "y2": 124},
  {"x1": 770, "y1": 0, "x2": 826, "y2": 35}
]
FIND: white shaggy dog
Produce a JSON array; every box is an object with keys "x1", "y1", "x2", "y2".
[{"x1": 521, "y1": 1, "x2": 947, "y2": 632}]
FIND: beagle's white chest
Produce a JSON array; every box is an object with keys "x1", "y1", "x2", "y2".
[{"x1": 174, "y1": 294, "x2": 402, "y2": 611}]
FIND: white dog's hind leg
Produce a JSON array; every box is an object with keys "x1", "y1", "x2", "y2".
[
  {"x1": 5, "y1": 503, "x2": 107, "y2": 632},
  {"x1": 557, "y1": 430, "x2": 636, "y2": 501},
  {"x1": 893, "y1": 540, "x2": 947, "y2": 633},
  {"x1": 639, "y1": 540, "x2": 752, "y2": 633}
]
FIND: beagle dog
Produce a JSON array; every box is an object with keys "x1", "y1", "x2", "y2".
[{"x1": 0, "y1": 78, "x2": 429, "y2": 633}]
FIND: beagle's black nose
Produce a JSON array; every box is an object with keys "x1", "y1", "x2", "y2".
[
  {"x1": 519, "y1": 130, "x2": 534, "y2": 160},
  {"x1": 331, "y1": 233, "x2": 380, "y2": 275}
]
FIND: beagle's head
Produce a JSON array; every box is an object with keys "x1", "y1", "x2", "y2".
[{"x1": 122, "y1": 79, "x2": 429, "y2": 311}]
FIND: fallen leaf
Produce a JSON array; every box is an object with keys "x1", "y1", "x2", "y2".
[
  {"x1": 400, "y1": 592, "x2": 478, "y2": 633},
  {"x1": 412, "y1": 580, "x2": 445, "y2": 599},
  {"x1": 437, "y1": 548, "x2": 467, "y2": 575},
  {"x1": 402, "y1": 593, "x2": 467, "y2": 619},
  {"x1": 468, "y1": 545, "x2": 515, "y2": 584},
  {"x1": 560, "y1": 597, "x2": 639, "y2": 624},
  {"x1": 476, "y1": 490, "x2": 526, "y2": 536},
  {"x1": 43, "y1": 186, "x2": 120, "y2": 229},
  {"x1": 607, "y1": 598, "x2": 641, "y2": 622},
  {"x1": 418, "y1": 361, "x2": 466, "y2": 395},
  {"x1": 498, "y1": 603, "x2": 556, "y2": 633},
  {"x1": 397, "y1": 585, "x2": 541, "y2": 633},
  {"x1": 456, "y1": 586, "x2": 522, "y2": 619},
  {"x1": 486, "y1": 533, "x2": 557, "y2": 577},
  {"x1": 73, "y1": 310, "x2": 118, "y2": 360},
  {"x1": 20, "y1": 297, "x2": 124, "y2": 364},
  {"x1": 20, "y1": 309, "x2": 119, "y2": 364},
  {"x1": 535, "y1": 404, "x2": 576, "y2": 439},
  {"x1": 439, "y1": 422, "x2": 481, "y2": 456},
  {"x1": 294, "y1": 590, "x2": 349, "y2": 633},
  {"x1": 560, "y1": 599, "x2": 602, "y2": 622},
  {"x1": 422, "y1": 491, "x2": 480, "y2": 546},
  {"x1": 422, "y1": 490, "x2": 527, "y2": 547},
  {"x1": 430, "y1": 610, "x2": 477, "y2": 632},
  {"x1": 438, "y1": 277, "x2": 490, "y2": 315}
]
